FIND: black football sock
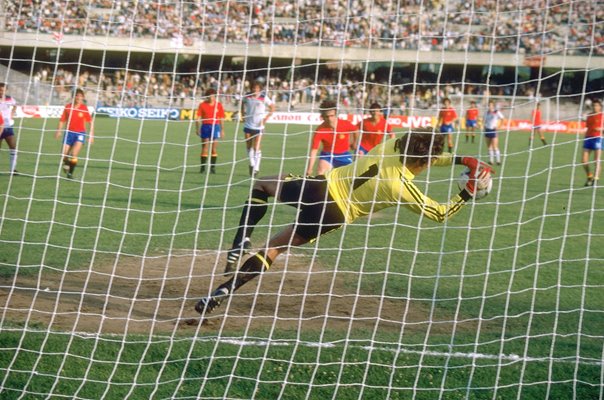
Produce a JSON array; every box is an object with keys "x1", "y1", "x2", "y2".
[
  {"x1": 218, "y1": 252, "x2": 273, "y2": 293},
  {"x1": 232, "y1": 189, "x2": 269, "y2": 247}
]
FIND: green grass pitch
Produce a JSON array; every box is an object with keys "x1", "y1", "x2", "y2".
[{"x1": 0, "y1": 116, "x2": 602, "y2": 399}]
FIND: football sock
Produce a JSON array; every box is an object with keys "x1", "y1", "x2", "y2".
[
  {"x1": 254, "y1": 150, "x2": 262, "y2": 172},
  {"x1": 248, "y1": 148, "x2": 256, "y2": 170},
  {"x1": 495, "y1": 150, "x2": 501, "y2": 164},
  {"x1": 232, "y1": 189, "x2": 269, "y2": 248},
  {"x1": 69, "y1": 158, "x2": 78, "y2": 174},
  {"x1": 210, "y1": 155, "x2": 217, "y2": 172},
  {"x1": 218, "y1": 251, "x2": 273, "y2": 293},
  {"x1": 9, "y1": 149, "x2": 17, "y2": 172},
  {"x1": 488, "y1": 150, "x2": 495, "y2": 164},
  {"x1": 541, "y1": 138, "x2": 547, "y2": 145}
]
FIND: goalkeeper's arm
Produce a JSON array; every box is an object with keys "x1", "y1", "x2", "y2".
[{"x1": 400, "y1": 178, "x2": 468, "y2": 223}]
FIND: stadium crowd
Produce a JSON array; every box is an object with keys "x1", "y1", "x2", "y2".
[
  {"x1": 5, "y1": 0, "x2": 603, "y2": 56},
  {"x1": 35, "y1": 65, "x2": 545, "y2": 113}
]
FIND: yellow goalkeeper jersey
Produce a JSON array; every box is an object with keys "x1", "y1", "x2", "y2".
[{"x1": 325, "y1": 138, "x2": 466, "y2": 224}]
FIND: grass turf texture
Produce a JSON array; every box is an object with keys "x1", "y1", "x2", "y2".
[{"x1": 0, "y1": 117, "x2": 602, "y2": 399}]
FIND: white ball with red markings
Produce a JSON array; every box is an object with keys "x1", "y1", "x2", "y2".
[{"x1": 458, "y1": 167, "x2": 493, "y2": 200}]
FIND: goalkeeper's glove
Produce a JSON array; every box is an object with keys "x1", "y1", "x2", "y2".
[
  {"x1": 464, "y1": 167, "x2": 492, "y2": 198},
  {"x1": 456, "y1": 156, "x2": 494, "y2": 200},
  {"x1": 459, "y1": 156, "x2": 494, "y2": 178}
]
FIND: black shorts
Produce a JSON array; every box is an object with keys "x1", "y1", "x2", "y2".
[
  {"x1": 278, "y1": 175, "x2": 346, "y2": 241},
  {"x1": 244, "y1": 127, "x2": 263, "y2": 136}
]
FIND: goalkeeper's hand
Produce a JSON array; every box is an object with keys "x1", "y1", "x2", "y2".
[
  {"x1": 460, "y1": 156, "x2": 494, "y2": 178},
  {"x1": 464, "y1": 167, "x2": 491, "y2": 198}
]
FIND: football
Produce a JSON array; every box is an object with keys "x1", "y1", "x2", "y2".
[{"x1": 458, "y1": 167, "x2": 493, "y2": 200}]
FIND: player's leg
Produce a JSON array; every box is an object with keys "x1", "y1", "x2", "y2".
[
  {"x1": 539, "y1": 128, "x2": 547, "y2": 145},
  {"x1": 447, "y1": 132, "x2": 454, "y2": 152},
  {"x1": 200, "y1": 139, "x2": 209, "y2": 173},
  {"x1": 316, "y1": 158, "x2": 332, "y2": 175},
  {"x1": 4, "y1": 131, "x2": 17, "y2": 174},
  {"x1": 199, "y1": 225, "x2": 309, "y2": 314},
  {"x1": 485, "y1": 136, "x2": 495, "y2": 165},
  {"x1": 582, "y1": 149, "x2": 593, "y2": 186},
  {"x1": 68, "y1": 141, "x2": 84, "y2": 178},
  {"x1": 593, "y1": 149, "x2": 601, "y2": 185},
  {"x1": 61, "y1": 143, "x2": 72, "y2": 176},
  {"x1": 252, "y1": 134, "x2": 262, "y2": 176},
  {"x1": 224, "y1": 175, "x2": 286, "y2": 273},
  {"x1": 210, "y1": 138, "x2": 218, "y2": 174},
  {"x1": 200, "y1": 178, "x2": 345, "y2": 314},
  {"x1": 245, "y1": 131, "x2": 255, "y2": 176},
  {"x1": 209, "y1": 125, "x2": 220, "y2": 174},
  {"x1": 492, "y1": 136, "x2": 501, "y2": 165}
]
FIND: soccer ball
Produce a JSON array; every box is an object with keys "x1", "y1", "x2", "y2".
[{"x1": 458, "y1": 167, "x2": 493, "y2": 200}]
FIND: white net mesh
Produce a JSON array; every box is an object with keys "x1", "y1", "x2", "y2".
[{"x1": 0, "y1": 1, "x2": 603, "y2": 399}]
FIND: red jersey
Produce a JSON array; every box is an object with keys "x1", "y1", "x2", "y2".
[
  {"x1": 586, "y1": 112, "x2": 603, "y2": 138},
  {"x1": 60, "y1": 103, "x2": 91, "y2": 132},
  {"x1": 357, "y1": 117, "x2": 392, "y2": 152},
  {"x1": 532, "y1": 109, "x2": 542, "y2": 126},
  {"x1": 439, "y1": 108, "x2": 458, "y2": 125},
  {"x1": 466, "y1": 108, "x2": 479, "y2": 121},
  {"x1": 197, "y1": 101, "x2": 225, "y2": 125},
  {"x1": 312, "y1": 119, "x2": 357, "y2": 153}
]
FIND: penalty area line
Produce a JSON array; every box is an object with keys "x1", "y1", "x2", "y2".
[{"x1": 206, "y1": 337, "x2": 603, "y2": 367}]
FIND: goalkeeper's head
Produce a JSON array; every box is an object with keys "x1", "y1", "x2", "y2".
[{"x1": 396, "y1": 128, "x2": 444, "y2": 169}]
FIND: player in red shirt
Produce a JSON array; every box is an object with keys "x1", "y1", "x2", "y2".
[
  {"x1": 582, "y1": 99, "x2": 603, "y2": 186},
  {"x1": 306, "y1": 100, "x2": 358, "y2": 176},
  {"x1": 196, "y1": 88, "x2": 225, "y2": 174},
  {"x1": 356, "y1": 103, "x2": 394, "y2": 154},
  {"x1": 55, "y1": 89, "x2": 94, "y2": 179},
  {"x1": 529, "y1": 102, "x2": 547, "y2": 147},
  {"x1": 437, "y1": 98, "x2": 458, "y2": 152},
  {"x1": 465, "y1": 101, "x2": 479, "y2": 144}
]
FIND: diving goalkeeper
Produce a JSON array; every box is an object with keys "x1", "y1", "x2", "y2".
[{"x1": 196, "y1": 128, "x2": 493, "y2": 315}]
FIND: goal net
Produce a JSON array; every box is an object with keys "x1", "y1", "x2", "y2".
[{"x1": 1, "y1": 1, "x2": 603, "y2": 399}]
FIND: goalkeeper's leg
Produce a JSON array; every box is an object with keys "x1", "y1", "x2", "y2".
[
  {"x1": 224, "y1": 176, "x2": 286, "y2": 274},
  {"x1": 198, "y1": 226, "x2": 308, "y2": 314}
]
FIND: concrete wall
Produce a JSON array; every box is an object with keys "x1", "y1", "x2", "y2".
[{"x1": 1, "y1": 32, "x2": 602, "y2": 70}]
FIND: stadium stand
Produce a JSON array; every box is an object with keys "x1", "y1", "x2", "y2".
[{"x1": 5, "y1": 0, "x2": 603, "y2": 55}]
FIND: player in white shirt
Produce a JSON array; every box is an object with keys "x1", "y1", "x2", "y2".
[
  {"x1": 241, "y1": 80, "x2": 275, "y2": 177},
  {"x1": 0, "y1": 83, "x2": 18, "y2": 174},
  {"x1": 483, "y1": 101, "x2": 505, "y2": 165}
]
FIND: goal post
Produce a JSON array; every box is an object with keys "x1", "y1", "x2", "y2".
[{"x1": 0, "y1": 1, "x2": 603, "y2": 399}]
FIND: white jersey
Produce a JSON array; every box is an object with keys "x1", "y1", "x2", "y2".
[
  {"x1": 483, "y1": 109, "x2": 504, "y2": 130},
  {"x1": 243, "y1": 91, "x2": 273, "y2": 130},
  {"x1": 0, "y1": 96, "x2": 16, "y2": 127}
]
